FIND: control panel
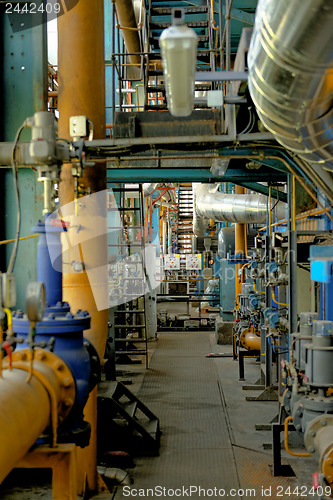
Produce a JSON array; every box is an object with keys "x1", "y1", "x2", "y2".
[{"x1": 185, "y1": 254, "x2": 203, "y2": 270}]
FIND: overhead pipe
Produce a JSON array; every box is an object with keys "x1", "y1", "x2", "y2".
[
  {"x1": 114, "y1": 0, "x2": 141, "y2": 65},
  {"x1": 192, "y1": 183, "x2": 284, "y2": 237},
  {"x1": 248, "y1": 0, "x2": 333, "y2": 177}
]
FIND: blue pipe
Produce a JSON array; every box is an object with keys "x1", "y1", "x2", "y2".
[{"x1": 33, "y1": 219, "x2": 63, "y2": 307}]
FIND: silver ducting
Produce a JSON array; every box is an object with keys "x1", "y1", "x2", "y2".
[
  {"x1": 114, "y1": 0, "x2": 141, "y2": 64},
  {"x1": 193, "y1": 183, "x2": 284, "y2": 237},
  {"x1": 143, "y1": 183, "x2": 159, "y2": 197},
  {"x1": 248, "y1": 0, "x2": 333, "y2": 173}
]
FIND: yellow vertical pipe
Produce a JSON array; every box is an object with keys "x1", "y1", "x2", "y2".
[
  {"x1": 235, "y1": 185, "x2": 247, "y2": 303},
  {"x1": 57, "y1": 0, "x2": 107, "y2": 492},
  {"x1": 209, "y1": 218, "x2": 216, "y2": 237}
]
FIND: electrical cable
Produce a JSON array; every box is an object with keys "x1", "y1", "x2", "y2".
[
  {"x1": 238, "y1": 107, "x2": 255, "y2": 135},
  {"x1": 267, "y1": 336, "x2": 289, "y2": 354},
  {"x1": 7, "y1": 123, "x2": 25, "y2": 274}
]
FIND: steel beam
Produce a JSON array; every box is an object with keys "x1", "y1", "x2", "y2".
[
  {"x1": 195, "y1": 71, "x2": 248, "y2": 81},
  {"x1": 106, "y1": 167, "x2": 286, "y2": 183},
  {"x1": 235, "y1": 182, "x2": 288, "y2": 202}
]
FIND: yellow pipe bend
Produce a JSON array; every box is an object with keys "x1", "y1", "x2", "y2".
[
  {"x1": 0, "y1": 349, "x2": 75, "y2": 484},
  {"x1": 253, "y1": 282, "x2": 265, "y2": 295},
  {"x1": 240, "y1": 328, "x2": 261, "y2": 351},
  {"x1": 271, "y1": 287, "x2": 289, "y2": 307},
  {"x1": 284, "y1": 416, "x2": 311, "y2": 457}
]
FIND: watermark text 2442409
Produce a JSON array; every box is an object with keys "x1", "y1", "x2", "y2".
[
  {"x1": 2, "y1": 1, "x2": 79, "y2": 32},
  {"x1": 5, "y1": 2, "x2": 61, "y2": 14}
]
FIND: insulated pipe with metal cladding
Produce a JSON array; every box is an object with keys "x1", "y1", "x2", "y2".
[
  {"x1": 114, "y1": 0, "x2": 141, "y2": 65},
  {"x1": 248, "y1": 0, "x2": 333, "y2": 173},
  {"x1": 143, "y1": 183, "x2": 159, "y2": 197},
  {"x1": 192, "y1": 183, "x2": 284, "y2": 236}
]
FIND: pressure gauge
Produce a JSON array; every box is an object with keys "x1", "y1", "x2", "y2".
[{"x1": 26, "y1": 282, "x2": 46, "y2": 322}]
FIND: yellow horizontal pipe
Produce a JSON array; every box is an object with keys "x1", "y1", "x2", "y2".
[
  {"x1": 0, "y1": 349, "x2": 75, "y2": 484},
  {"x1": 0, "y1": 234, "x2": 38, "y2": 246},
  {"x1": 0, "y1": 368, "x2": 51, "y2": 483}
]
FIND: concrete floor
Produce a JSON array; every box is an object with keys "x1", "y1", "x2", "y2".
[
  {"x1": 0, "y1": 303, "x2": 320, "y2": 499},
  {"x1": 111, "y1": 330, "x2": 316, "y2": 500}
]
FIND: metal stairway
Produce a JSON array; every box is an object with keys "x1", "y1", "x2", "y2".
[
  {"x1": 107, "y1": 185, "x2": 150, "y2": 370},
  {"x1": 145, "y1": 0, "x2": 216, "y2": 111},
  {"x1": 98, "y1": 380, "x2": 161, "y2": 456},
  {"x1": 172, "y1": 184, "x2": 197, "y2": 293},
  {"x1": 176, "y1": 184, "x2": 194, "y2": 256}
]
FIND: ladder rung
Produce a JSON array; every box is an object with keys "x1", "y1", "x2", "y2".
[
  {"x1": 115, "y1": 325, "x2": 146, "y2": 328},
  {"x1": 115, "y1": 310, "x2": 145, "y2": 313},
  {"x1": 147, "y1": 86, "x2": 165, "y2": 93},
  {"x1": 115, "y1": 338, "x2": 147, "y2": 342},
  {"x1": 151, "y1": 6, "x2": 208, "y2": 15},
  {"x1": 108, "y1": 207, "x2": 141, "y2": 211},
  {"x1": 150, "y1": 35, "x2": 209, "y2": 43},
  {"x1": 108, "y1": 244, "x2": 143, "y2": 247},
  {"x1": 150, "y1": 20, "x2": 208, "y2": 29},
  {"x1": 116, "y1": 350, "x2": 147, "y2": 355},
  {"x1": 110, "y1": 188, "x2": 141, "y2": 192},
  {"x1": 108, "y1": 226, "x2": 144, "y2": 229}
]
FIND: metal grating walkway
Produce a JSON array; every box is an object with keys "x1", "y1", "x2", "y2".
[{"x1": 114, "y1": 331, "x2": 240, "y2": 498}]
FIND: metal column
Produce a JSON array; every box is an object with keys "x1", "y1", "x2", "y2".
[{"x1": 57, "y1": 0, "x2": 107, "y2": 492}]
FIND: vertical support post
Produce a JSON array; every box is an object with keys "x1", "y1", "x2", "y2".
[
  {"x1": 235, "y1": 185, "x2": 247, "y2": 303},
  {"x1": 17, "y1": 444, "x2": 78, "y2": 500},
  {"x1": 57, "y1": 0, "x2": 107, "y2": 493},
  {"x1": 288, "y1": 230, "x2": 298, "y2": 336},
  {"x1": 105, "y1": 0, "x2": 115, "y2": 131}
]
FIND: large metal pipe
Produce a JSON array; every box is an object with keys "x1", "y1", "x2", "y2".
[
  {"x1": 240, "y1": 328, "x2": 261, "y2": 351},
  {"x1": 0, "y1": 350, "x2": 75, "y2": 484},
  {"x1": 193, "y1": 183, "x2": 284, "y2": 236},
  {"x1": 248, "y1": 0, "x2": 333, "y2": 174},
  {"x1": 58, "y1": 0, "x2": 107, "y2": 364},
  {"x1": 58, "y1": 0, "x2": 107, "y2": 491},
  {"x1": 0, "y1": 368, "x2": 50, "y2": 483},
  {"x1": 114, "y1": 0, "x2": 141, "y2": 64},
  {"x1": 143, "y1": 183, "x2": 159, "y2": 197}
]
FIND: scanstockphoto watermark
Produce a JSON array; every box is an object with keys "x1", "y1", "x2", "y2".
[
  {"x1": 122, "y1": 485, "x2": 333, "y2": 498},
  {"x1": 122, "y1": 486, "x2": 257, "y2": 497},
  {"x1": 2, "y1": 0, "x2": 79, "y2": 32}
]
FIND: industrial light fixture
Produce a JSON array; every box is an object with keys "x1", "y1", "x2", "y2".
[{"x1": 159, "y1": 8, "x2": 198, "y2": 117}]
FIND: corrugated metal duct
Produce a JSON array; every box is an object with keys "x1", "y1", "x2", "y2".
[
  {"x1": 248, "y1": 0, "x2": 333, "y2": 174},
  {"x1": 193, "y1": 183, "x2": 285, "y2": 237}
]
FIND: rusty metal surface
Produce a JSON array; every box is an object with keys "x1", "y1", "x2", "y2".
[{"x1": 234, "y1": 447, "x2": 310, "y2": 499}]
